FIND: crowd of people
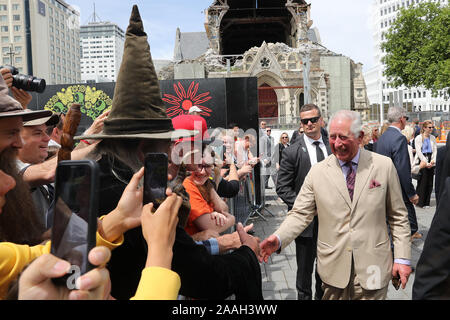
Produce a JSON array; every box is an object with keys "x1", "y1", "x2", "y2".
[
  {"x1": 0, "y1": 4, "x2": 449, "y2": 302},
  {"x1": 0, "y1": 6, "x2": 262, "y2": 301}
]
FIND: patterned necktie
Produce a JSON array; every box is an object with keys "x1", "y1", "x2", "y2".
[
  {"x1": 313, "y1": 141, "x2": 325, "y2": 162},
  {"x1": 346, "y1": 162, "x2": 356, "y2": 201}
]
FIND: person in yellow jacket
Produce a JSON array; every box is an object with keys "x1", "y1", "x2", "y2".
[
  {"x1": 1, "y1": 168, "x2": 183, "y2": 300},
  {"x1": 0, "y1": 166, "x2": 133, "y2": 299}
]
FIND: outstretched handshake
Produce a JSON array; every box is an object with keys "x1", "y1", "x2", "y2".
[{"x1": 258, "y1": 235, "x2": 281, "y2": 263}]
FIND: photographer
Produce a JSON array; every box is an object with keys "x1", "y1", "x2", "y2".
[{"x1": 0, "y1": 67, "x2": 33, "y2": 109}]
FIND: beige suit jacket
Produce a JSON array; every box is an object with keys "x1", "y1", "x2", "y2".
[{"x1": 275, "y1": 149, "x2": 411, "y2": 290}]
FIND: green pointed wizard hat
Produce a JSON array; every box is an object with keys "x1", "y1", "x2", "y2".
[{"x1": 76, "y1": 5, "x2": 194, "y2": 140}]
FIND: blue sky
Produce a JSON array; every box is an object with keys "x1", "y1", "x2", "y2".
[{"x1": 68, "y1": 0, "x2": 375, "y2": 72}]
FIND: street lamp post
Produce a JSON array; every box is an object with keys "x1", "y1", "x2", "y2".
[
  {"x1": 3, "y1": 43, "x2": 16, "y2": 65},
  {"x1": 379, "y1": 67, "x2": 384, "y2": 125},
  {"x1": 303, "y1": 51, "x2": 311, "y2": 105}
]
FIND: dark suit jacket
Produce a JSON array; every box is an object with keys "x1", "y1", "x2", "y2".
[
  {"x1": 364, "y1": 143, "x2": 374, "y2": 152},
  {"x1": 321, "y1": 127, "x2": 329, "y2": 140},
  {"x1": 435, "y1": 146, "x2": 447, "y2": 205},
  {"x1": 276, "y1": 134, "x2": 331, "y2": 238},
  {"x1": 413, "y1": 177, "x2": 450, "y2": 299},
  {"x1": 290, "y1": 130, "x2": 302, "y2": 145},
  {"x1": 375, "y1": 127, "x2": 416, "y2": 201},
  {"x1": 435, "y1": 134, "x2": 450, "y2": 205},
  {"x1": 274, "y1": 142, "x2": 289, "y2": 166}
]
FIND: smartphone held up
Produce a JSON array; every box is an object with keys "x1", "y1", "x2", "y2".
[
  {"x1": 143, "y1": 153, "x2": 168, "y2": 210},
  {"x1": 50, "y1": 160, "x2": 99, "y2": 288}
]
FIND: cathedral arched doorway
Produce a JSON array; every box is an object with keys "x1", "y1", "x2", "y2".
[
  {"x1": 299, "y1": 93, "x2": 304, "y2": 110},
  {"x1": 258, "y1": 84, "x2": 279, "y2": 118}
]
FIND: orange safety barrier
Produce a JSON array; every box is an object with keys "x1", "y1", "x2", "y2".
[
  {"x1": 436, "y1": 122, "x2": 447, "y2": 143},
  {"x1": 439, "y1": 127, "x2": 447, "y2": 143}
]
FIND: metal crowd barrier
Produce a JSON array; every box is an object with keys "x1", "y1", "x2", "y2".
[
  {"x1": 227, "y1": 168, "x2": 274, "y2": 226},
  {"x1": 227, "y1": 172, "x2": 253, "y2": 225}
]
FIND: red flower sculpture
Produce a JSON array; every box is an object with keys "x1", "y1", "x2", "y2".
[{"x1": 163, "y1": 81, "x2": 213, "y2": 118}]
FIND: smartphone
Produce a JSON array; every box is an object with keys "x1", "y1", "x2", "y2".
[
  {"x1": 392, "y1": 275, "x2": 401, "y2": 290},
  {"x1": 50, "y1": 160, "x2": 99, "y2": 287},
  {"x1": 222, "y1": 145, "x2": 231, "y2": 170},
  {"x1": 144, "y1": 153, "x2": 168, "y2": 209}
]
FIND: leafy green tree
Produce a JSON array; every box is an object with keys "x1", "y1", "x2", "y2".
[{"x1": 381, "y1": 1, "x2": 449, "y2": 95}]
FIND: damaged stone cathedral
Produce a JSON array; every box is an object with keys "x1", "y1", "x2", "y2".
[{"x1": 158, "y1": 0, "x2": 371, "y2": 124}]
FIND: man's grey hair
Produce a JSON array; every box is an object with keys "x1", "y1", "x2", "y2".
[
  {"x1": 387, "y1": 106, "x2": 406, "y2": 124},
  {"x1": 328, "y1": 110, "x2": 363, "y2": 138}
]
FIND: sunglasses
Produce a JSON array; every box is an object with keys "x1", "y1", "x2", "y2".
[
  {"x1": 267, "y1": 130, "x2": 271, "y2": 132},
  {"x1": 282, "y1": 136, "x2": 288, "y2": 139},
  {"x1": 403, "y1": 116, "x2": 409, "y2": 121},
  {"x1": 300, "y1": 117, "x2": 320, "y2": 125}
]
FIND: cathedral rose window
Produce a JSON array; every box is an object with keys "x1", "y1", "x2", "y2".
[{"x1": 260, "y1": 57, "x2": 270, "y2": 68}]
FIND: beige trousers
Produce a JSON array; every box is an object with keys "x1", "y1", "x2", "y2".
[{"x1": 321, "y1": 260, "x2": 388, "y2": 300}]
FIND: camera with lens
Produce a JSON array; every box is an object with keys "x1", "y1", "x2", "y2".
[{"x1": 1, "y1": 65, "x2": 46, "y2": 93}]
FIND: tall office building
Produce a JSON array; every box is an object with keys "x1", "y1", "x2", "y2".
[
  {"x1": 0, "y1": 0, "x2": 81, "y2": 85},
  {"x1": 80, "y1": 21, "x2": 124, "y2": 83},
  {"x1": 364, "y1": 0, "x2": 449, "y2": 113}
]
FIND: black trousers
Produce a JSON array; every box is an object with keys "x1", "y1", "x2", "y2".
[
  {"x1": 405, "y1": 200, "x2": 418, "y2": 234},
  {"x1": 416, "y1": 154, "x2": 435, "y2": 207},
  {"x1": 263, "y1": 174, "x2": 276, "y2": 188},
  {"x1": 294, "y1": 228, "x2": 323, "y2": 300}
]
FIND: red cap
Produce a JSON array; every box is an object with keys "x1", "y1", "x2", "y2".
[{"x1": 171, "y1": 114, "x2": 210, "y2": 142}]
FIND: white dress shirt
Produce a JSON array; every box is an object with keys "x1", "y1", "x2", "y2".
[{"x1": 303, "y1": 134, "x2": 329, "y2": 166}]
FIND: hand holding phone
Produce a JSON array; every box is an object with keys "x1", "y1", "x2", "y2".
[
  {"x1": 141, "y1": 194, "x2": 183, "y2": 269},
  {"x1": 19, "y1": 246, "x2": 111, "y2": 300},
  {"x1": 50, "y1": 160, "x2": 99, "y2": 287},
  {"x1": 144, "y1": 153, "x2": 168, "y2": 210},
  {"x1": 99, "y1": 168, "x2": 145, "y2": 242}
]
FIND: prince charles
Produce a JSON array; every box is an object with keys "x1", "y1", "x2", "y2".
[{"x1": 260, "y1": 110, "x2": 412, "y2": 300}]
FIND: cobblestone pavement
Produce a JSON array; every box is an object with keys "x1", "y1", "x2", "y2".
[{"x1": 250, "y1": 182, "x2": 436, "y2": 300}]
